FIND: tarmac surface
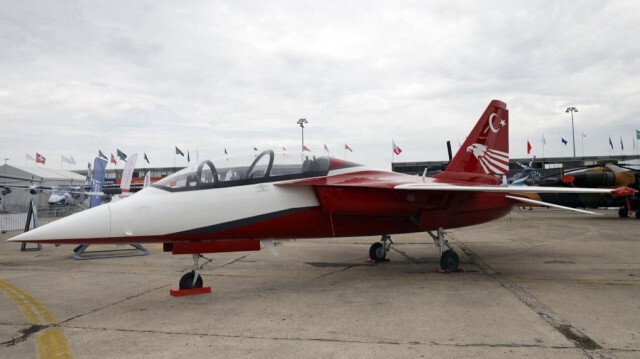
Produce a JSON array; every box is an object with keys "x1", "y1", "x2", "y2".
[{"x1": 0, "y1": 208, "x2": 638, "y2": 359}]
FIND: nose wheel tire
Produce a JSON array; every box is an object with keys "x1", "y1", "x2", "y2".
[
  {"x1": 440, "y1": 249, "x2": 459, "y2": 272},
  {"x1": 179, "y1": 270, "x2": 203, "y2": 290}
]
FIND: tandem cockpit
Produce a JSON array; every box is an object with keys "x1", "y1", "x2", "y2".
[{"x1": 154, "y1": 150, "x2": 332, "y2": 191}]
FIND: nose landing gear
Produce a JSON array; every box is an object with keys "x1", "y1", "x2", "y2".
[{"x1": 171, "y1": 253, "x2": 213, "y2": 296}]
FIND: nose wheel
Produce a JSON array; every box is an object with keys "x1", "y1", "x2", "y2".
[
  {"x1": 172, "y1": 254, "x2": 213, "y2": 295},
  {"x1": 179, "y1": 270, "x2": 203, "y2": 290}
]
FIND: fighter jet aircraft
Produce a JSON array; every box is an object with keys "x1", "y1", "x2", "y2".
[
  {"x1": 9, "y1": 100, "x2": 637, "y2": 291},
  {"x1": 511, "y1": 162, "x2": 640, "y2": 218}
]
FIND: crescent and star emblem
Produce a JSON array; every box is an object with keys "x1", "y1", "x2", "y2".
[{"x1": 484, "y1": 113, "x2": 507, "y2": 134}]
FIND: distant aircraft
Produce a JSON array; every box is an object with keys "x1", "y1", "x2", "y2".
[
  {"x1": 0, "y1": 174, "x2": 91, "y2": 206},
  {"x1": 0, "y1": 173, "x2": 42, "y2": 196},
  {"x1": 521, "y1": 162, "x2": 640, "y2": 218},
  {"x1": 508, "y1": 159, "x2": 541, "y2": 186},
  {"x1": 9, "y1": 100, "x2": 637, "y2": 291}
]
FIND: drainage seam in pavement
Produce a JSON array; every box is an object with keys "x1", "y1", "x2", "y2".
[{"x1": 449, "y1": 234, "x2": 606, "y2": 358}]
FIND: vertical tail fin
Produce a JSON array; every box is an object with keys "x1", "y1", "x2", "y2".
[{"x1": 444, "y1": 100, "x2": 509, "y2": 175}]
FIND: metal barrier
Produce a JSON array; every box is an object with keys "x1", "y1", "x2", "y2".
[{"x1": 0, "y1": 207, "x2": 84, "y2": 232}]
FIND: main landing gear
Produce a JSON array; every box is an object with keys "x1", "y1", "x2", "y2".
[
  {"x1": 428, "y1": 227, "x2": 460, "y2": 272},
  {"x1": 368, "y1": 235, "x2": 393, "y2": 262},
  {"x1": 618, "y1": 207, "x2": 640, "y2": 219},
  {"x1": 367, "y1": 228, "x2": 460, "y2": 272},
  {"x1": 179, "y1": 253, "x2": 213, "y2": 290}
]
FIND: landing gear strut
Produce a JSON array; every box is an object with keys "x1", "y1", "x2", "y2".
[
  {"x1": 427, "y1": 227, "x2": 459, "y2": 272},
  {"x1": 369, "y1": 235, "x2": 393, "y2": 262},
  {"x1": 179, "y1": 253, "x2": 212, "y2": 290}
]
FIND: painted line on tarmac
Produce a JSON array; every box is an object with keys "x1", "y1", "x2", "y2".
[
  {"x1": 0, "y1": 279, "x2": 74, "y2": 359},
  {"x1": 450, "y1": 235, "x2": 604, "y2": 356}
]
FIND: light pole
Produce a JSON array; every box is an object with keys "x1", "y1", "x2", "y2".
[
  {"x1": 297, "y1": 118, "x2": 308, "y2": 151},
  {"x1": 566, "y1": 107, "x2": 578, "y2": 157}
]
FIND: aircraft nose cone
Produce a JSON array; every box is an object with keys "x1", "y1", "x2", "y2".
[{"x1": 8, "y1": 204, "x2": 112, "y2": 243}]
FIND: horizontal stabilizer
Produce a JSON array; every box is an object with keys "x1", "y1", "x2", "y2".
[
  {"x1": 504, "y1": 195, "x2": 602, "y2": 215},
  {"x1": 395, "y1": 183, "x2": 632, "y2": 195}
]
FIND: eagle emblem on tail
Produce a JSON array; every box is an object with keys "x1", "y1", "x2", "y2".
[{"x1": 466, "y1": 143, "x2": 509, "y2": 175}]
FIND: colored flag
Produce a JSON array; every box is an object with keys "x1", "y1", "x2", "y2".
[
  {"x1": 392, "y1": 140, "x2": 402, "y2": 155},
  {"x1": 98, "y1": 150, "x2": 108, "y2": 160},
  {"x1": 117, "y1": 149, "x2": 127, "y2": 161},
  {"x1": 303, "y1": 145, "x2": 311, "y2": 152},
  {"x1": 609, "y1": 137, "x2": 613, "y2": 149},
  {"x1": 144, "y1": 152, "x2": 150, "y2": 164},
  {"x1": 90, "y1": 157, "x2": 107, "y2": 208},
  {"x1": 637, "y1": 130, "x2": 640, "y2": 140},
  {"x1": 110, "y1": 154, "x2": 117, "y2": 164},
  {"x1": 282, "y1": 146, "x2": 287, "y2": 151},
  {"x1": 620, "y1": 137, "x2": 624, "y2": 150},
  {"x1": 541, "y1": 134, "x2": 546, "y2": 145},
  {"x1": 187, "y1": 150, "x2": 190, "y2": 162},
  {"x1": 345, "y1": 144, "x2": 353, "y2": 152},
  {"x1": 175, "y1": 146, "x2": 184, "y2": 156},
  {"x1": 561, "y1": 138, "x2": 568, "y2": 145},
  {"x1": 224, "y1": 148, "x2": 228, "y2": 155},
  {"x1": 324, "y1": 144, "x2": 329, "y2": 153},
  {"x1": 527, "y1": 140, "x2": 532, "y2": 154},
  {"x1": 26, "y1": 153, "x2": 36, "y2": 162},
  {"x1": 36, "y1": 153, "x2": 46, "y2": 164}
]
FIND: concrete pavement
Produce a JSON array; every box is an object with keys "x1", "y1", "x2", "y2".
[{"x1": 1, "y1": 208, "x2": 638, "y2": 358}]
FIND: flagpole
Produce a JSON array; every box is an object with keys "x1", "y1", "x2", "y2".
[{"x1": 391, "y1": 139, "x2": 394, "y2": 169}]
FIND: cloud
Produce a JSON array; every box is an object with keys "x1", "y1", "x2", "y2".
[{"x1": 1, "y1": 0, "x2": 639, "y2": 170}]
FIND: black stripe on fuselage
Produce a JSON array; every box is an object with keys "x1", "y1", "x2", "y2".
[{"x1": 174, "y1": 206, "x2": 316, "y2": 235}]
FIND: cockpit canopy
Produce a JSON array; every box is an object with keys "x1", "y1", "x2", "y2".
[{"x1": 154, "y1": 150, "x2": 331, "y2": 191}]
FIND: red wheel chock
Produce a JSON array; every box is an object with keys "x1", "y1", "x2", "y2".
[
  {"x1": 436, "y1": 268, "x2": 465, "y2": 274},
  {"x1": 365, "y1": 258, "x2": 390, "y2": 264},
  {"x1": 170, "y1": 286, "x2": 211, "y2": 296}
]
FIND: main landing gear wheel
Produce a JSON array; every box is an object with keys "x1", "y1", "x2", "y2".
[
  {"x1": 618, "y1": 208, "x2": 629, "y2": 218},
  {"x1": 440, "y1": 249, "x2": 459, "y2": 272},
  {"x1": 368, "y1": 235, "x2": 392, "y2": 262},
  {"x1": 369, "y1": 242, "x2": 385, "y2": 261},
  {"x1": 179, "y1": 270, "x2": 203, "y2": 290},
  {"x1": 428, "y1": 227, "x2": 461, "y2": 273}
]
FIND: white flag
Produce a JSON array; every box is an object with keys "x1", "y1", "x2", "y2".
[
  {"x1": 541, "y1": 134, "x2": 547, "y2": 145},
  {"x1": 26, "y1": 153, "x2": 36, "y2": 162}
]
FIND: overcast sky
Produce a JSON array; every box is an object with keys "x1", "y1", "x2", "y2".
[{"x1": 1, "y1": 0, "x2": 639, "y2": 171}]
